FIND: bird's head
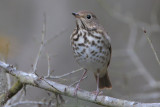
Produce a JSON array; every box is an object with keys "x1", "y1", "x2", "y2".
[{"x1": 72, "y1": 11, "x2": 98, "y2": 30}]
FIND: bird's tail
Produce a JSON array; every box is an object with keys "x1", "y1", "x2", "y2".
[{"x1": 94, "y1": 71, "x2": 112, "y2": 89}]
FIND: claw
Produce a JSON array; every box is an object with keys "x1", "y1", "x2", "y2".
[{"x1": 92, "y1": 90, "x2": 103, "y2": 100}]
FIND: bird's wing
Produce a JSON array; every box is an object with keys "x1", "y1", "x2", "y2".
[{"x1": 98, "y1": 28, "x2": 112, "y2": 67}]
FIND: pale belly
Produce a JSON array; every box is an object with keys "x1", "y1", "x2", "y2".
[{"x1": 71, "y1": 30, "x2": 110, "y2": 72}]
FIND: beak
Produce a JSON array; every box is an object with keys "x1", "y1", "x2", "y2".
[{"x1": 72, "y1": 12, "x2": 80, "y2": 18}]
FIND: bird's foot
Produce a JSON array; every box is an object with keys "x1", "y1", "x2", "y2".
[{"x1": 92, "y1": 90, "x2": 103, "y2": 100}]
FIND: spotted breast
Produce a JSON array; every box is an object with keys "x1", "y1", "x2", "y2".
[
  {"x1": 71, "y1": 11, "x2": 112, "y2": 94},
  {"x1": 71, "y1": 28, "x2": 111, "y2": 74}
]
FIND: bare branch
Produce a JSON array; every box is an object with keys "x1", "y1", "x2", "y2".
[
  {"x1": 143, "y1": 29, "x2": 160, "y2": 67},
  {"x1": 69, "y1": 76, "x2": 87, "y2": 87},
  {"x1": 45, "y1": 28, "x2": 68, "y2": 45},
  {"x1": 9, "y1": 101, "x2": 55, "y2": 107},
  {"x1": 1, "y1": 61, "x2": 160, "y2": 107},
  {"x1": 0, "y1": 80, "x2": 23, "y2": 106},
  {"x1": 49, "y1": 68, "x2": 83, "y2": 79},
  {"x1": 45, "y1": 53, "x2": 51, "y2": 78},
  {"x1": 32, "y1": 13, "x2": 46, "y2": 73}
]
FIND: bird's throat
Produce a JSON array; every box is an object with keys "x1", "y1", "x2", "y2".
[{"x1": 76, "y1": 19, "x2": 86, "y2": 30}]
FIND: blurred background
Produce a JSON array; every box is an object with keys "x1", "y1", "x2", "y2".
[{"x1": 0, "y1": 0, "x2": 160, "y2": 107}]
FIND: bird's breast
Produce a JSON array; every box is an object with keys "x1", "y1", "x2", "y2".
[{"x1": 71, "y1": 29, "x2": 111, "y2": 72}]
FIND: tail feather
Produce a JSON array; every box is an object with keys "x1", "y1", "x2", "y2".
[{"x1": 94, "y1": 72, "x2": 112, "y2": 89}]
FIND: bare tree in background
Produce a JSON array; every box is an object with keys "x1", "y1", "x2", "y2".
[{"x1": 0, "y1": 0, "x2": 160, "y2": 107}]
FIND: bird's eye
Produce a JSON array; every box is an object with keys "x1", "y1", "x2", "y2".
[{"x1": 86, "y1": 15, "x2": 91, "y2": 19}]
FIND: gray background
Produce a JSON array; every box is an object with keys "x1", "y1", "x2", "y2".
[{"x1": 0, "y1": 0, "x2": 160, "y2": 107}]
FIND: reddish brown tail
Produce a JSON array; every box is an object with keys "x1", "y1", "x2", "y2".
[{"x1": 95, "y1": 72, "x2": 112, "y2": 89}]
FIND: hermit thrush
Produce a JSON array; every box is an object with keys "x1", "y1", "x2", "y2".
[{"x1": 70, "y1": 11, "x2": 112, "y2": 98}]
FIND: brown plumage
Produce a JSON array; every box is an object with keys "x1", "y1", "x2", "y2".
[
  {"x1": 95, "y1": 71, "x2": 112, "y2": 89},
  {"x1": 71, "y1": 10, "x2": 112, "y2": 98}
]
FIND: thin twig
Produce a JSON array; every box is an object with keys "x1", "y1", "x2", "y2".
[
  {"x1": 143, "y1": 29, "x2": 160, "y2": 67},
  {"x1": 45, "y1": 53, "x2": 51, "y2": 78},
  {"x1": 49, "y1": 68, "x2": 83, "y2": 79},
  {"x1": 18, "y1": 89, "x2": 26, "y2": 102},
  {"x1": 32, "y1": 13, "x2": 46, "y2": 73},
  {"x1": 69, "y1": 76, "x2": 87, "y2": 87},
  {"x1": 45, "y1": 28, "x2": 68, "y2": 45}
]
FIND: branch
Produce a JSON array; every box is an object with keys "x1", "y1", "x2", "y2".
[
  {"x1": 8, "y1": 101, "x2": 55, "y2": 107},
  {"x1": 32, "y1": 13, "x2": 46, "y2": 73},
  {"x1": 0, "y1": 61, "x2": 160, "y2": 107},
  {"x1": 143, "y1": 29, "x2": 160, "y2": 67},
  {"x1": 49, "y1": 68, "x2": 83, "y2": 79},
  {"x1": 0, "y1": 80, "x2": 23, "y2": 106}
]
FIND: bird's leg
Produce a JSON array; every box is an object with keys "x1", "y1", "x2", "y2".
[
  {"x1": 74, "y1": 69, "x2": 87, "y2": 96},
  {"x1": 93, "y1": 73, "x2": 103, "y2": 100}
]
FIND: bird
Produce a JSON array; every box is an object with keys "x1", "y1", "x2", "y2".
[{"x1": 70, "y1": 11, "x2": 112, "y2": 99}]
